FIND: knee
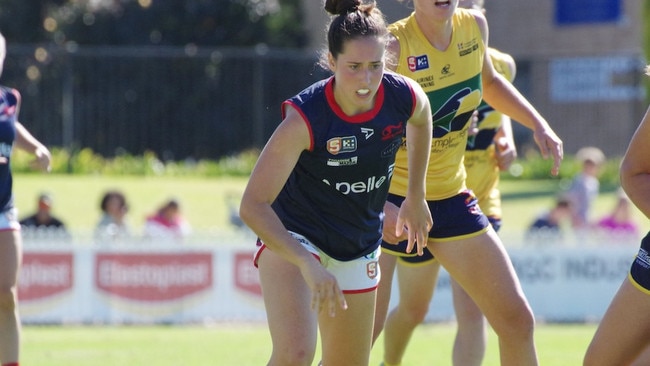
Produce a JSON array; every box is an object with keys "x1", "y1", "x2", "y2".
[
  {"x1": 270, "y1": 346, "x2": 315, "y2": 366},
  {"x1": 491, "y1": 304, "x2": 535, "y2": 340},
  {"x1": 0, "y1": 287, "x2": 18, "y2": 313},
  {"x1": 397, "y1": 301, "x2": 429, "y2": 325}
]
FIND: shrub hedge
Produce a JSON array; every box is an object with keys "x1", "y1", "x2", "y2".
[{"x1": 11, "y1": 146, "x2": 623, "y2": 190}]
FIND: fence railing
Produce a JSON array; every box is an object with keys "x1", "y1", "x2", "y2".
[
  {"x1": 5, "y1": 45, "x2": 329, "y2": 161},
  {"x1": 5, "y1": 45, "x2": 646, "y2": 160}
]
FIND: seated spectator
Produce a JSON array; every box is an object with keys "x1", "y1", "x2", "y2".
[
  {"x1": 593, "y1": 188, "x2": 639, "y2": 243},
  {"x1": 526, "y1": 195, "x2": 574, "y2": 242},
  {"x1": 94, "y1": 190, "x2": 131, "y2": 244},
  {"x1": 143, "y1": 198, "x2": 191, "y2": 241},
  {"x1": 19, "y1": 192, "x2": 69, "y2": 239}
]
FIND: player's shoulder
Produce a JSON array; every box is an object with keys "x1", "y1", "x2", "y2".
[
  {"x1": 456, "y1": 7, "x2": 486, "y2": 24},
  {"x1": 0, "y1": 86, "x2": 20, "y2": 106}
]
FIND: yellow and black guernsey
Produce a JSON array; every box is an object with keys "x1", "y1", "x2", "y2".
[
  {"x1": 388, "y1": 9, "x2": 484, "y2": 200},
  {"x1": 464, "y1": 47, "x2": 514, "y2": 220}
]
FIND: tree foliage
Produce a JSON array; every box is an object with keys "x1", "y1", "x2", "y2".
[{"x1": 0, "y1": 0, "x2": 306, "y2": 47}]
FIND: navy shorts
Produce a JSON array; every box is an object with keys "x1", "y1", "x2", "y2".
[
  {"x1": 381, "y1": 190, "x2": 490, "y2": 265},
  {"x1": 630, "y1": 231, "x2": 650, "y2": 292}
]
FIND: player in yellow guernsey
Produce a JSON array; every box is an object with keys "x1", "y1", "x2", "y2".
[
  {"x1": 372, "y1": 1, "x2": 563, "y2": 366},
  {"x1": 465, "y1": 47, "x2": 517, "y2": 229},
  {"x1": 451, "y1": 46, "x2": 518, "y2": 366}
]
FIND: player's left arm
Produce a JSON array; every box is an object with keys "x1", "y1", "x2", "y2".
[
  {"x1": 621, "y1": 103, "x2": 650, "y2": 218},
  {"x1": 474, "y1": 11, "x2": 563, "y2": 176},
  {"x1": 396, "y1": 76, "x2": 433, "y2": 255},
  {"x1": 14, "y1": 121, "x2": 51, "y2": 172},
  {"x1": 492, "y1": 50, "x2": 517, "y2": 170}
]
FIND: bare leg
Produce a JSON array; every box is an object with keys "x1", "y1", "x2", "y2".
[
  {"x1": 585, "y1": 279, "x2": 650, "y2": 366},
  {"x1": 630, "y1": 344, "x2": 650, "y2": 366},
  {"x1": 319, "y1": 290, "x2": 376, "y2": 366},
  {"x1": 382, "y1": 259, "x2": 440, "y2": 365},
  {"x1": 0, "y1": 230, "x2": 21, "y2": 364},
  {"x1": 258, "y1": 249, "x2": 318, "y2": 366},
  {"x1": 451, "y1": 278, "x2": 487, "y2": 366},
  {"x1": 372, "y1": 253, "x2": 397, "y2": 345},
  {"x1": 432, "y1": 229, "x2": 538, "y2": 366}
]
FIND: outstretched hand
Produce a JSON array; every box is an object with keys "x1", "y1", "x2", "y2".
[
  {"x1": 495, "y1": 137, "x2": 517, "y2": 171},
  {"x1": 31, "y1": 146, "x2": 52, "y2": 173},
  {"x1": 395, "y1": 196, "x2": 432, "y2": 256},
  {"x1": 533, "y1": 127, "x2": 563, "y2": 176},
  {"x1": 382, "y1": 201, "x2": 408, "y2": 244},
  {"x1": 301, "y1": 259, "x2": 348, "y2": 317}
]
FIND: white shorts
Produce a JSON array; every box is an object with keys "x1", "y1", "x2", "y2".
[
  {"x1": 254, "y1": 231, "x2": 381, "y2": 294},
  {"x1": 0, "y1": 208, "x2": 20, "y2": 231}
]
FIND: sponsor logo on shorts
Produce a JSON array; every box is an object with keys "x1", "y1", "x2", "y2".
[
  {"x1": 635, "y1": 248, "x2": 650, "y2": 269},
  {"x1": 367, "y1": 261, "x2": 378, "y2": 279}
]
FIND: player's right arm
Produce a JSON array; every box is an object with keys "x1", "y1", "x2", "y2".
[
  {"x1": 620, "y1": 103, "x2": 650, "y2": 219},
  {"x1": 239, "y1": 105, "x2": 347, "y2": 316}
]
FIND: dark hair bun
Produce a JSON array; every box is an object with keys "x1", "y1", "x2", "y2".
[{"x1": 324, "y1": 0, "x2": 362, "y2": 15}]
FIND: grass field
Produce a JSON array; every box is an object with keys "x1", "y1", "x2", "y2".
[
  {"x1": 22, "y1": 322, "x2": 597, "y2": 365},
  {"x1": 12, "y1": 174, "x2": 645, "y2": 365},
  {"x1": 11, "y1": 173, "x2": 647, "y2": 245},
  {"x1": 12, "y1": 174, "x2": 251, "y2": 241}
]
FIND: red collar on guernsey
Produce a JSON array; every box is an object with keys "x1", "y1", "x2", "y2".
[{"x1": 325, "y1": 76, "x2": 385, "y2": 123}]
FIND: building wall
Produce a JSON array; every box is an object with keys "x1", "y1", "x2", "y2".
[
  {"x1": 304, "y1": 1, "x2": 643, "y2": 55},
  {"x1": 485, "y1": 0, "x2": 643, "y2": 57}
]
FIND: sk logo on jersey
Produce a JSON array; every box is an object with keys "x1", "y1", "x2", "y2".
[
  {"x1": 327, "y1": 136, "x2": 357, "y2": 155},
  {"x1": 407, "y1": 55, "x2": 429, "y2": 72}
]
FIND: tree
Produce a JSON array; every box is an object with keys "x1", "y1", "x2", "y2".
[{"x1": 0, "y1": 0, "x2": 307, "y2": 48}]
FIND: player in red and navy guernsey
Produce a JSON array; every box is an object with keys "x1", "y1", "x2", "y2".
[
  {"x1": 239, "y1": 1, "x2": 432, "y2": 364},
  {"x1": 270, "y1": 71, "x2": 419, "y2": 262},
  {"x1": 0, "y1": 32, "x2": 52, "y2": 366}
]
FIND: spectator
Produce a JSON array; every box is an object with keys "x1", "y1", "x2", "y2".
[
  {"x1": 567, "y1": 146, "x2": 605, "y2": 229},
  {"x1": 94, "y1": 190, "x2": 131, "y2": 244},
  {"x1": 143, "y1": 198, "x2": 191, "y2": 241},
  {"x1": 19, "y1": 192, "x2": 69, "y2": 240},
  {"x1": 526, "y1": 195, "x2": 574, "y2": 242},
  {"x1": 593, "y1": 188, "x2": 639, "y2": 243}
]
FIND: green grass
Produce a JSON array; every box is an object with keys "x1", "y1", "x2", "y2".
[
  {"x1": 13, "y1": 174, "x2": 250, "y2": 241},
  {"x1": 15, "y1": 174, "x2": 630, "y2": 364},
  {"x1": 22, "y1": 322, "x2": 596, "y2": 365},
  {"x1": 12, "y1": 174, "x2": 647, "y2": 245}
]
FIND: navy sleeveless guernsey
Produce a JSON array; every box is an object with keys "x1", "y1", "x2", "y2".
[
  {"x1": 0, "y1": 86, "x2": 18, "y2": 212},
  {"x1": 272, "y1": 72, "x2": 415, "y2": 261}
]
